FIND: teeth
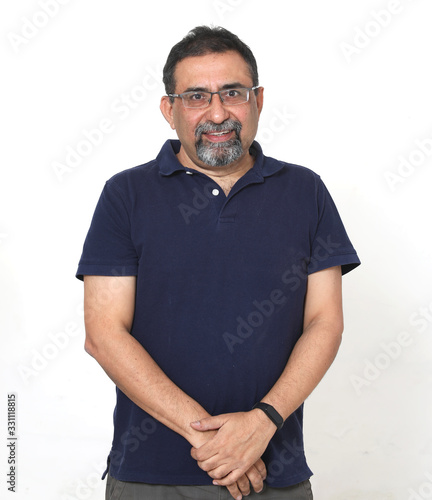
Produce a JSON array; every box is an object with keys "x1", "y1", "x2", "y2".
[{"x1": 209, "y1": 131, "x2": 230, "y2": 136}]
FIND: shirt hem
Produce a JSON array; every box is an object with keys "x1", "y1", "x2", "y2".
[
  {"x1": 75, "y1": 264, "x2": 138, "y2": 281},
  {"x1": 108, "y1": 468, "x2": 313, "y2": 488},
  {"x1": 308, "y1": 252, "x2": 360, "y2": 276}
]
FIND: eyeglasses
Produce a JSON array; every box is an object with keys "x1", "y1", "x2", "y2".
[{"x1": 167, "y1": 86, "x2": 260, "y2": 109}]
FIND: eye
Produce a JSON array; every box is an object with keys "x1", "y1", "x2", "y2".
[
  {"x1": 188, "y1": 92, "x2": 206, "y2": 101},
  {"x1": 226, "y1": 89, "x2": 241, "y2": 98}
]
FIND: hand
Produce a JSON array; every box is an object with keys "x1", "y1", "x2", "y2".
[
  {"x1": 225, "y1": 459, "x2": 267, "y2": 500},
  {"x1": 190, "y1": 410, "x2": 276, "y2": 487},
  {"x1": 188, "y1": 419, "x2": 267, "y2": 500}
]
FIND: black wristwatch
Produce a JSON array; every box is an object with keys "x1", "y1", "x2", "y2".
[{"x1": 253, "y1": 402, "x2": 284, "y2": 430}]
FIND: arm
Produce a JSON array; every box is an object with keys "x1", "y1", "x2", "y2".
[
  {"x1": 83, "y1": 275, "x2": 265, "y2": 499},
  {"x1": 257, "y1": 264, "x2": 344, "y2": 421},
  {"x1": 83, "y1": 275, "x2": 210, "y2": 444},
  {"x1": 191, "y1": 266, "x2": 344, "y2": 485}
]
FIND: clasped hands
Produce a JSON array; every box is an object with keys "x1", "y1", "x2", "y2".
[{"x1": 189, "y1": 410, "x2": 276, "y2": 500}]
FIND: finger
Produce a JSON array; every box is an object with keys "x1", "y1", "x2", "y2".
[
  {"x1": 190, "y1": 415, "x2": 226, "y2": 431},
  {"x1": 254, "y1": 458, "x2": 267, "y2": 479},
  {"x1": 235, "y1": 474, "x2": 251, "y2": 497},
  {"x1": 226, "y1": 482, "x2": 243, "y2": 500},
  {"x1": 190, "y1": 443, "x2": 218, "y2": 462},
  {"x1": 202, "y1": 462, "x2": 232, "y2": 478},
  {"x1": 245, "y1": 465, "x2": 264, "y2": 493},
  {"x1": 213, "y1": 469, "x2": 243, "y2": 486}
]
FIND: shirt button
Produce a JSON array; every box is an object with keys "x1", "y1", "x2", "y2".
[
  {"x1": 186, "y1": 171, "x2": 193, "y2": 175},
  {"x1": 212, "y1": 188, "x2": 220, "y2": 196}
]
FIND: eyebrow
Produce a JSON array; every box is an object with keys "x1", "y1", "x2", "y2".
[{"x1": 182, "y1": 82, "x2": 248, "y2": 93}]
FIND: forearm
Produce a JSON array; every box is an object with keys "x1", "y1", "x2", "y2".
[
  {"x1": 192, "y1": 267, "x2": 343, "y2": 489},
  {"x1": 260, "y1": 318, "x2": 343, "y2": 421},
  {"x1": 82, "y1": 276, "x2": 264, "y2": 498},
  {"x1": 189, "y1": 321, "x2": 342, "y2": 487},
  {"x1": 85, "y1": 327, "x2": 210, "y2": 446}
]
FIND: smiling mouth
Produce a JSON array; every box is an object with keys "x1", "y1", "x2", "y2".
[
  {"x1": 202, "y1": 130, "x2": 235, "y2": 142},
  {"x1": 196, "y1": 119, "x2": 242, "y2": 146}
]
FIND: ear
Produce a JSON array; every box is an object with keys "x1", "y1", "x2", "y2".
[
  {"x1": 256, "y1": 86, "x2": 264, "y2": 118},
  {"x1": 160, "y1": 96, "x2": 176, "y2": 130}
]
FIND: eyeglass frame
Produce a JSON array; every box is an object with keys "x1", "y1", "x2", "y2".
[{"x1": 167, "y1": 86, "x2": 260, "y2": 108}]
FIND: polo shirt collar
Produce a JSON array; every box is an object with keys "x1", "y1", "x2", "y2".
[
  {"x1": 157, "y1": 140, "x2": 184, "y2": 176},
  {"x1": 157, "y1": 139, "x2": 283, "y2": 178}
]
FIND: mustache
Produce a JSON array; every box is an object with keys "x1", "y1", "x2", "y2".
[{"x1": 195, "y1": 119, "x2": 242, "y2": 138}]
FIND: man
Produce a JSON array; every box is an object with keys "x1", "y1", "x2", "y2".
[{"x1": 77, "y1": 26, "x2": 360, "y2": 500}]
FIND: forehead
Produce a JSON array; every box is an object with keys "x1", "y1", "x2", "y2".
[{"x1": 174, "y1": 51, "x2": 253, "y2": 91}]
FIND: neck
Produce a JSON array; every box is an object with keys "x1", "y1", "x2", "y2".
[{"x1": 176, "y1": 148, "x2": 255, "y2": 195}]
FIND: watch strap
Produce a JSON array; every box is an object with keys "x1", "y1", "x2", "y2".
[{"x1": 253, "y1": 402, "x2": 284, "y2": 430}]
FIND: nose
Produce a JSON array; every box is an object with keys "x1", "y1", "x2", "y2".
[{"x1": 205, "y1": 92, "x2": 230, "y2": 123}]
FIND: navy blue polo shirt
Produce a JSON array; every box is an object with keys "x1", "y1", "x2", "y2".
[{"x1": 76, "y1": 139, "x2": 360, "y2": 487}]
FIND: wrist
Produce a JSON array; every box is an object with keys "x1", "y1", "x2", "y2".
[
  {"x1": 184, "y1": 408, "x2": 212, "y2": 447},
  {"x1": 249, "y1": 411, "x2": 275, "y2": 440},
  {"x1": 188, "y1": 428, "x2": 217, "y2": 448},
  {"x1": 252, "y1": 402, "x2": 284, "y2": 431}
]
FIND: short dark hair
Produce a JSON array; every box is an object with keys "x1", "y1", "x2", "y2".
[{"x1": 163, "y1": 25, "x2": 259, "y2": 95}]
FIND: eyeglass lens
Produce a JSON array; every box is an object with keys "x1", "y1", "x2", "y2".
[{"x1": 182, "y1": 88, "x2": 251, "y2": 108}]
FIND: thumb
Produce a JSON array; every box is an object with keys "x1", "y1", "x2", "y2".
[{"x1": 190, "y1": 414, "x2": 226, "y2": 431}]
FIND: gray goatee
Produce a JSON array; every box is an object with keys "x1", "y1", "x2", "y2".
[{"x1": 195, "y1": 120, "x2": 243, "y2": 167}]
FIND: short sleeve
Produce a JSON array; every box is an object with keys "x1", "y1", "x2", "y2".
[
  {"x1": 308, "y1": 178, "x2": 360, "y2": 276},
  {"x1": 76, "y1": 180, "x2": 138, "y2": 281}
]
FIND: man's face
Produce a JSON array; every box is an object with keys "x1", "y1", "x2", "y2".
[{"x1": 160, "y1": 50, "x2": 263, "y2": 171}]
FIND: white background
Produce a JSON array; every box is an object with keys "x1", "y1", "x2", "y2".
[{"x1": 1, "y1": 1, "x2": 432, "y2": 499}]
